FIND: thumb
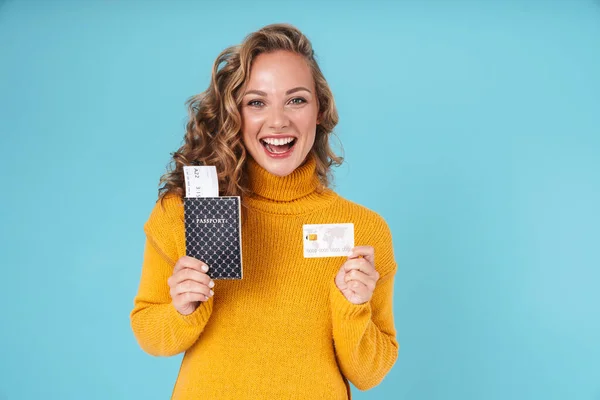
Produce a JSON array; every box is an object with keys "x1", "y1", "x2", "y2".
[{"x1": 334, "y1": 264, "x2": 347, "y2": 289}]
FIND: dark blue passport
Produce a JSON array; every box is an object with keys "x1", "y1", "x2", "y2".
[{"x1": 184, "y1": 196, "x2": 243, "y2": 280}]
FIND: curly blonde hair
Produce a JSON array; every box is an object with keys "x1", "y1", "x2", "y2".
[{"x1": 158, "y1": 23, "x2": 342, "y2": 202}]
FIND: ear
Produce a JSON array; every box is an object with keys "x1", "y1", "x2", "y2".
[{"x1": 316, "y1": 97, "x2": 322, "y2": 125}]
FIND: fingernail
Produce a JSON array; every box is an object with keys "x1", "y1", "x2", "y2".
[
  {"x1": 209, "y1": 280, "x2": 215, "y2": 288},
  {"x1": 202, "y1": 264, "x2": 208, "y2": 272},
  {"x1": 209, "y1": 290, "x2": 214, "y2": 296}
]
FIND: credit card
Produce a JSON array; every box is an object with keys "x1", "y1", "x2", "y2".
[{"x1": 303, "y1": 223, "x2": 354, "y2": 258}]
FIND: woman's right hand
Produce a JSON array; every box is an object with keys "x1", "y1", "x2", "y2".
[{"x1": 167, "y1": 256, "x2": 215, "y2": 315}]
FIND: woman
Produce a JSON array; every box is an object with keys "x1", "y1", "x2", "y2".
[{"x1": 130, "y1": 23, "x2": 398, "y2": 399}]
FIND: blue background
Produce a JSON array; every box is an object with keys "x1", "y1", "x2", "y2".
[{"x1": 1, "y1": 0, "x2": 599, "y2": 399}]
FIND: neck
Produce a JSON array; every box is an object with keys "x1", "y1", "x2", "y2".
[{"x1": 243, "y1": 155, "x2": 337, "y2": 215}]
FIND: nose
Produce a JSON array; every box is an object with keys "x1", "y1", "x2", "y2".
[{"x1": 267, "y1": 104, "x2": 290, "y2": 131}]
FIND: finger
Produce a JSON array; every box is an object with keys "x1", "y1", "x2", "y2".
[
  {"x1": 346, "y1": 280, "x2": 371, "y2": 298},
  {"x1": 347, "y1": 245, "x2": 375, "y2": 266},
  {"x1": 344, "y1": 269, "x2": 378, "y2": 291},
  {"x1": 343, "y1": 257, "x2": 376, "y2": 275},
  {"x1": 173, "y1": 256, "x2": 209, "y2": 275},
  {"x1": 170, "y1": 279, "x2": 212, "y2": 298},
  {"x1": 174, "y1": 291, "x2": 210, "y2": 305},
  {"x1": 168, "y1": 268, "x2": 213, "y2": 288}
]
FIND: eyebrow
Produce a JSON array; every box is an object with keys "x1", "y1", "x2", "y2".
[{"x1": 244, "y1": 86, "x2": 312, "y2": 96}]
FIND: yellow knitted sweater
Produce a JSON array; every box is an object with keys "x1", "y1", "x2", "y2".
[{"x1": 130, "y1": 156, "x2": 398, "y2": 399}]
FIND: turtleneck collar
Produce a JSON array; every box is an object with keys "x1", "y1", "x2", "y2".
[{"x1": 243, "y1": 154, "x2": 338, "y2": 215}]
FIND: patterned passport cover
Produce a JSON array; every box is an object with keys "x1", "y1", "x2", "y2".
[{"x1": 184, "y1": 197, "x2": 243, "y2": 280}]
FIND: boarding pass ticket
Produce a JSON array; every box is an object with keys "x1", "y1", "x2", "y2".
[
  {"x1": 183, "y1": 165, "x2": 219, "y2": 198},
  {"x1": 303, "y1": 223, "x2": 354, "y2": 258}
]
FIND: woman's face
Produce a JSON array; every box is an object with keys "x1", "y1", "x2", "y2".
[{"x1": 241, "y1": 50, "x2": 320, "y2": 177}]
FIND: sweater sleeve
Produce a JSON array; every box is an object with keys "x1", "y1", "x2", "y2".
[
  {"x1": 330, "y1": 214, "x2": 399, "y2": 390},
  {"x1": 130, "y1": 195, "x2": 214, "y2": 357}
]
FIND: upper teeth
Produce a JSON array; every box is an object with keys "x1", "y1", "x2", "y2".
[{"x1": 262, "y1": 137, "x2": 294, "y2": 146}]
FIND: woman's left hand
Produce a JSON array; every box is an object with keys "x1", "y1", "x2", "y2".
[{"x1": 334, "y1": 246, "x2": 380, "y2": 305}]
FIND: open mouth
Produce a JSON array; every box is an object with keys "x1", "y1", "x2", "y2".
[{"x1": 260, "y1": 137, "x2": 297, "y2": 155}]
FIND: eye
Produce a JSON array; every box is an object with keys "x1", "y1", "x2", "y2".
[
  {"x1": 289, "y1": 97, "x2": 306, "y2": 105},
  {"x1": 247, "y1": 100, "x2": 264, "y2": 108}
]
